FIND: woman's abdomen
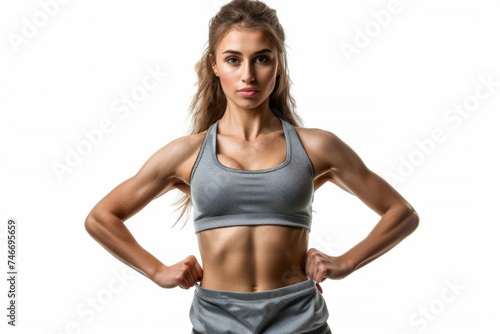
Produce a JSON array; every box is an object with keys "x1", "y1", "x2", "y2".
[{"x1": 197, "y1": 224, "x2": 309, "y2": 292}]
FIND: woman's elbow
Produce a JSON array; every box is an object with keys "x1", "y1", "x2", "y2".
[
  {"x1": 407, "y1": 209, "x2": 419, "y2": 233},
  {"x1": 84, "y1": 213, "x2": 99, "y2": 237},
  {"x1": 84, "y1": 208, "x2": 109, "y2": 237}
]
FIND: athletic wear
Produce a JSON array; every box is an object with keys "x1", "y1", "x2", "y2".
[
  {"x1": 188, "y1": 109, "x2": 330, "y2": 333},
  {"x1": 190, "y1": 107, "x2": 315, "y2": 234},
  {"x1": 189, "y1": 278, "x2": 331, "y2": 334}
]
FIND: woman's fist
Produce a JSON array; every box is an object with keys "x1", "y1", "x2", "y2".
[
  {"x1": 152, "y1": 255, "x2": 203, "y2": 290},
  {"x1": 303, "y1": 248, "x2": 354, "y2": 284}
]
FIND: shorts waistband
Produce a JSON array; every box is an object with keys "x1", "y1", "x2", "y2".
[
  {"x1": 193, "y1": 322, "x2": 330, "y2": 334},
  {"x1": 194, "y1": 278, "x2": 316, "y2": 302}
]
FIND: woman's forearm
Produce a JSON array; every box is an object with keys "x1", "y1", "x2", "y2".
[
  {"x1": 85, "y1": 211, "x2": 165, "y2": 280},
  {"x1": 341, "y1": 205, "x2": 419, "y2": 273}
]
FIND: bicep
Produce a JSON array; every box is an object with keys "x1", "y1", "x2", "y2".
[
  {"x1": 323, "y1": 131, "x2": 411, "y2": 217},
  {"x1": 90, "y1": 136, "x2": 190, "y2": 222}
]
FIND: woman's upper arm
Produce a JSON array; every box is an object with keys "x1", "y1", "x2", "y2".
[
  {"x1": 314, "y1": 129, "x2": 418, "y2": 217},
  {"x1": 87, "y1": 135, "x2": 193, "y2": 223}
]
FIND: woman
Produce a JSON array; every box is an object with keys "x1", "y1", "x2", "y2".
[{"x1": 85, "y1": 0, "x2": 419, "y2": 333}]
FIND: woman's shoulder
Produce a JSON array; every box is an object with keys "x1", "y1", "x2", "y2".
[
  {"x1": 153, "y1": 130, "x2": 210, "y2": 185},
  {"x1": 291, "y1": 124, "x2": 357, "y2": 172},
  {"x1": 292, "y1": 123, "x2": 367, "y2": 181},
  {"x1": 158, "y1": 130, "x2": 209, "y2": 164},
  {"x1": 292, "y1": 124, "x2": 341, "y2": 152}
]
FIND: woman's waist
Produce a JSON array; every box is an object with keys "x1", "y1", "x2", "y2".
[
  {"x1": 196, "y1": 225, "x2": 309, "y2": 291},
  {"x1": 199, "y1": 255, "x2": 308, "y2": 292}
]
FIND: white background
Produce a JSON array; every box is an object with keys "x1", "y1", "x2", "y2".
[{"x1": 1, "y1": 0, "x2": 499, "y2": 333}]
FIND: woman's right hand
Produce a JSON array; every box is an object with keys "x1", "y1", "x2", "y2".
[{"x1": 152, "y1": 255, "x2": 203, "y2": 290}]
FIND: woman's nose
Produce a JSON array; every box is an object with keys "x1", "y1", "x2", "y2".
[{"x1": 241, "y1": 62, "x2": 255, "y2": 83}]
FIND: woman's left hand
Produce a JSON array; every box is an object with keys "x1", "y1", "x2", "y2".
[{"x1": 303, "y1": 248, "x2": 354, "y2": 292}]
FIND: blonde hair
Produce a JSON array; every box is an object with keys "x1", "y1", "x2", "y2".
[{"x1": 170, "y1": 0, "x2": 304, "y2": 229}]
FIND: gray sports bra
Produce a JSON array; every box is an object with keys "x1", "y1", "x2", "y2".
[{"x1": 189, "y1": 108, "x2": 315, "y2": 234}]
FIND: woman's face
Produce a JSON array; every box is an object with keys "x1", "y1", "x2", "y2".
[{"x1": 211, "y1": 27, "x2": 281, "y2": 111}]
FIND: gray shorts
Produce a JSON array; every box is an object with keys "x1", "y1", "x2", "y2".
[{"x1": 189, "y1": 278, "x2": 331, "y2": 334}]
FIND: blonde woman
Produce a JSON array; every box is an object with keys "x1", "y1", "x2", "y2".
[{"x1": 85, "y1": 0, "x2": 419, "y2": 333}]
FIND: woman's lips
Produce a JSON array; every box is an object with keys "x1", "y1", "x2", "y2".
[{"x1": 238, "y1": 90, "x2": 259, "y2": 97}]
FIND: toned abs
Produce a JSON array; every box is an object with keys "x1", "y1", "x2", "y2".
[{"x1": 173, "y1": 127, "x2": 326, "y2": 292}]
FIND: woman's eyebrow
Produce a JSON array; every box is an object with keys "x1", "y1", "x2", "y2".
[{"x1": 222, "y1": 48, "x2": 272, "y2": 55}]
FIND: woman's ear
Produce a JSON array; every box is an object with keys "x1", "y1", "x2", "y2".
[{"x1": 209, "y1": 54, "x2": 218, "y2": 77}]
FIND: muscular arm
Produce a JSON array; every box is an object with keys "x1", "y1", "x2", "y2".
[
  {"x1": 308, "y1": 129, "x2": 419, "y2": 274},
  {"x1": 84, "y1": 135, "x2": 194, "y2": 281}
]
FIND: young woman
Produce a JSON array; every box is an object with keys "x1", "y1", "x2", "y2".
[{"x1": 85, "y1": 0, "x2": 419, "y2": 333}]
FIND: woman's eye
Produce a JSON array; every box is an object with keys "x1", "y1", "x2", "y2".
[{"x1": 225, "y1": 56, "x2": 270, "y2": 64}]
